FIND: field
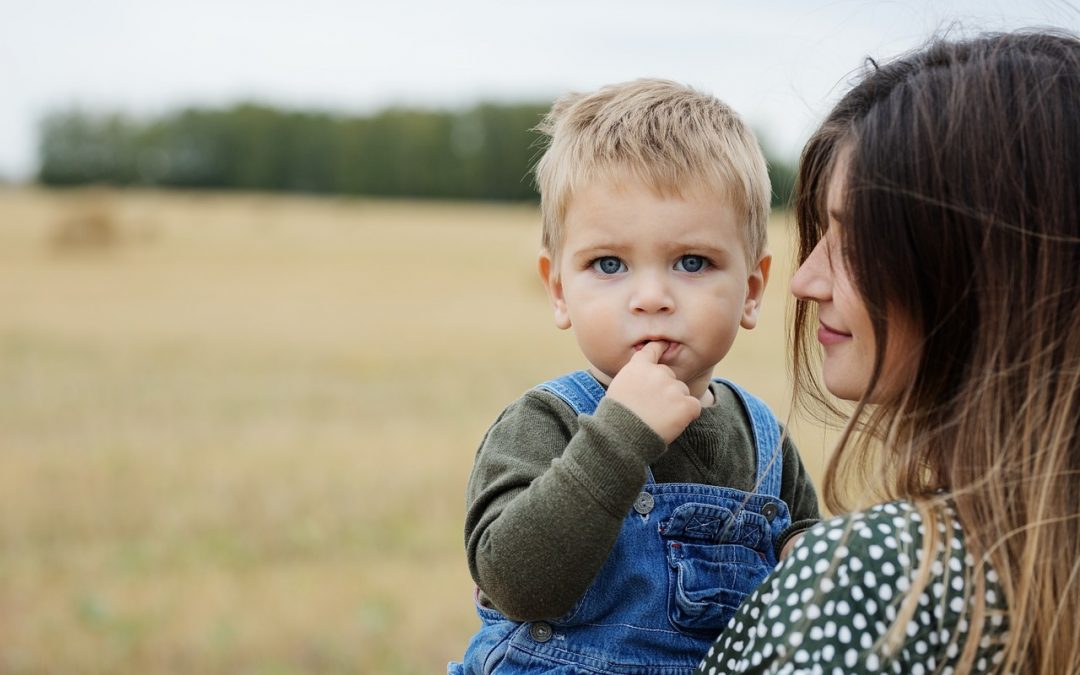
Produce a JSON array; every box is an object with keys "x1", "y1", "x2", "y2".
[{"x1": 0, "y1": 187, "x2": 833, "y2": 674}]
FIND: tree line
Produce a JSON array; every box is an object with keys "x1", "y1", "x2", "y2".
[{"x1": 37, "y1": 103, "x2": 796, "y2": 206}]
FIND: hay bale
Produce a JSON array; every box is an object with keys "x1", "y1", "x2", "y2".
[{"x1": 49, "y1": 188, "x2": 121, "y2": 251}]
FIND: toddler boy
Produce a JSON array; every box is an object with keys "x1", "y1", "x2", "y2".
[{"x1": 450, "y1": 79, "x2": 820, "y2": 674}]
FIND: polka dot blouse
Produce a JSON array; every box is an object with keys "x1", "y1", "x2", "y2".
[{"x1": 697, "y1": 501, "x2": 1009, "y2": 674}]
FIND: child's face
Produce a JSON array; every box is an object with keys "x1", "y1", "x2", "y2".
[{"x1": 539, "y1": 177, "x2": 769, "y2": 399}]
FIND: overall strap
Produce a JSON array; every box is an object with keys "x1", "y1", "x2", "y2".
[
  {"x1": 536, "y1": 370, "x2": 607, "y2": 415},
  {"x1": 714, "y1": 379, "x2": 783, "y2": 498},
  {"x1": 536, "y1": 370, "x2": 657, "y2": 485}
]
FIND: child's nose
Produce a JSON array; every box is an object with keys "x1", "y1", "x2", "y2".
[{"x1": 630, "y1": 273, "x2": 674, "y2": 314}]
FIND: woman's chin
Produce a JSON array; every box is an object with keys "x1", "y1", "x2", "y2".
[{"x1": 822, "y1": 372, "x2": 866, "y2": 402}]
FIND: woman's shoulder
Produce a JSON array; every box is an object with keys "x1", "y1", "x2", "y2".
[
  {"x1": 699, "y1": 500, "x2": 1007, "y2": 673},
  {"x1": 798, "y1": 500, "x2": 933, "y2": 564},
  {"x1": 788, "y1": 499, "x2": 996, "y2": 626},
  {"x1": 773, "y1": 500, "x2": 952, "y2": 626}
]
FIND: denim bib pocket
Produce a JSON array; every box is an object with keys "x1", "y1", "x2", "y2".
[{"x1": 660, "y1": 503, "x2": 774, "y2": 635}]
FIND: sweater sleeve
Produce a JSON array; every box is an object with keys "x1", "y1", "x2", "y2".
[
  {"x1": 775, "y1": 434, "x2": 822, "y2": 557},
  {"x1": 464, "y1": 390, "x2": 667, "y2": 621}
]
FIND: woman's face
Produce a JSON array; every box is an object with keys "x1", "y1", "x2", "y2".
[{"x1": 790, "y1": 157, "x2": 917, "y2": 402}]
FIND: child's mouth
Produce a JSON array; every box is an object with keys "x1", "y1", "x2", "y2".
[{"x1": 633, "y1": 340, "x2": 678, "y2": 358}]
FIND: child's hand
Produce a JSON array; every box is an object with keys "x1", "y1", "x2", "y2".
[{"x1": 606, "y1": 341, "x2": 702, "y2": 444}]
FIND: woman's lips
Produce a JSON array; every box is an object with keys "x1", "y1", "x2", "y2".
[{"x1": 817, "y1": 321, "x2": 852, "y2": 346}]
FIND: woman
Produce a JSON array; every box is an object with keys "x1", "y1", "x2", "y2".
[{"x1": 699, "y1": 31, "x2": 1080, "y2": 673}]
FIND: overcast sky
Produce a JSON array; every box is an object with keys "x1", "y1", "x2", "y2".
[{"x1": 4, "y1": 0, "x2": 1079, "y2": 180}]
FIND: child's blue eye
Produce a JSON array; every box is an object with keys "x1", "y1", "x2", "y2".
[
  {"x1": 592, "y1": 257, "x2": 627, "y2": 275},
  {"x1": 675, "y1": 255, "x2": 709, "y2": 273}
]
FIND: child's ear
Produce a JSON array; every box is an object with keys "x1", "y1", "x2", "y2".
[
  {"x1": 538, "y1": 250, "x2": 571, "y2": 330},
  {"x1": 740, "y1": 252, "x2": 771, "y2": 330}
]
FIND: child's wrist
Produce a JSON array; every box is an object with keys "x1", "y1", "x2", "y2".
[{"x1": 594, "y1": 398, "x2": 667, "y2": 462}]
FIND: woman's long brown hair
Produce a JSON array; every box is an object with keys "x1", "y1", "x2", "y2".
[{"x1": 793, "y1": 31, "x2": 1080, "y2": 672}]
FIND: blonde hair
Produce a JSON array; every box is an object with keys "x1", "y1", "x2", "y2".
[{"x1": 533, "y1": 78, "x2": 770, "y2": 267}]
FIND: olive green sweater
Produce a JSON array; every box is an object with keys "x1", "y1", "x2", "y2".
[{"x1": 464, "y1": 379, "x2": 821, "y2": 622}]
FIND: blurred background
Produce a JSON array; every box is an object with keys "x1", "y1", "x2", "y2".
[{"x1": 2, "y1": 1, "x2": 1078, "y2": 673}]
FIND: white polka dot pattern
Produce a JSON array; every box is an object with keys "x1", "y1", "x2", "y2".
[{"x1": 696, "y1": 501, "x2": 1008, "y2": 674}]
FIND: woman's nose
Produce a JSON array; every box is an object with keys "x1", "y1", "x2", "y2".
[{"x1": 790, "y1": 236, "x2": 832, "y2": 302}]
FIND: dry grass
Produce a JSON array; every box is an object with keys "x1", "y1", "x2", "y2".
[{"x1": 0, "y1": 186, "x2": 834, "y2": 674}]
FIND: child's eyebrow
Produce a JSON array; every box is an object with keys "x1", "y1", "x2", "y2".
[
  {"x1": 658, "y1": 240, "x2": 740, "y2": 260},
  {"x1": 568, "y1": 239, "x2": 630, "y2": 255},
  {"x1": 670, "y1": 239, "x2": 735, "y2": 252}
]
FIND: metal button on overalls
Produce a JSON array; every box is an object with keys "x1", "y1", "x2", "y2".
[
  {"x1": 634, "y1": 492, "x2": 654, "y2": 515},
  {"x1": 762, "y1": 502, "x2": 778, "y2": 521},
  {"x1": 529, "y1": 622, "x2": 553, "y2": 643}
]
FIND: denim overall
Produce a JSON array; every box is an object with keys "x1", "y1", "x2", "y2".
[{"x1": 450, "y1": 371, "x2": 791, "y2": 674}]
